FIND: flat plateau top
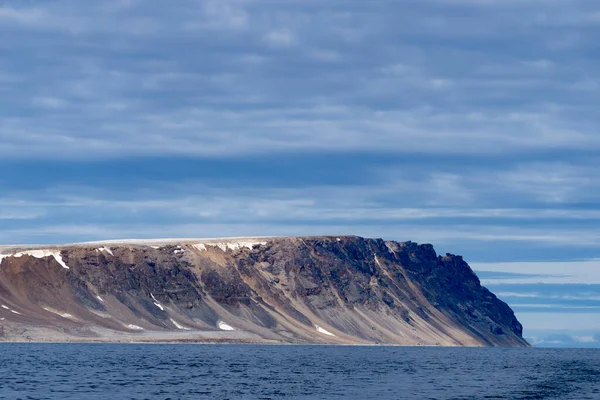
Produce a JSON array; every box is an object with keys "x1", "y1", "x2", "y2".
[{"x1": 0, "y1": 235, "x2": 358, "y2": 252}]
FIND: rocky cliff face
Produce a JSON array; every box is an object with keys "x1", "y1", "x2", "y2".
[{"x1": 0, "y1": 236, "x2": 528, "y2": 346}]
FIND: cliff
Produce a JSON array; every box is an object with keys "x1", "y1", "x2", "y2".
[{"x1": 0, "y1": 236, "x2": 528, "y2": 346}]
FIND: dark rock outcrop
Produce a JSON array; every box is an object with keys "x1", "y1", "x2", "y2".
[{"x1": 0, "y1": 236, "x2": 528, "y2": 346}]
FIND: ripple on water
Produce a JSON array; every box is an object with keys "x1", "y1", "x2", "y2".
[{"x1": 0, "y1": 345, "x2": 598, "y2": 399}]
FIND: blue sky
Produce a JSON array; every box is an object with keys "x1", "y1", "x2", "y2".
[{"x1": 2, "y1": 0, "x2": 600, "y2": 347}]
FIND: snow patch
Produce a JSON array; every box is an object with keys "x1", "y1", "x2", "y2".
[
  {"x1": 150, "y1": 246, "x2": 160, "y2": 249},
  {"x1": 315, "y1": 325, "x2": 335, "y2": 336},
  {"x1": 52, "y1": 253, "x2": 69, "y2": 269},
  {"x1": 215, "y1": 243, "x2": 228, "y2": 251},
  {"x1": 174, "y1": 249, "x2": 184, "y2": 254},
  {"x1": 125, "y1": 324, "x2": 144, "y2": 331},
  {"x1": 88, "y1": 309, "x2": 111, "y2": 319},
  {"x1": 374, "y1": 255, "x2": 381, "y2": 266},
  {"x1": 0, "y1": 304, "x2": 21, "y2": 315},
  {"x1": 198, "y1": 241, "x2": 267, "y2": 252},
  {"x1": 42, "y1": 307, "x2": 73, "y2": 319},
  {"x1": 218, "y1": 321, "x2": 235, "y2": 331},
  {"x1": 98, "y1": 247, "x2": 114, "y2": 256},
  {"x1": 150, "y1": 293, "x2": 164, "y2": 310},
  {"x1": 96, "y1": 296, "x2": 104, "y2": 302},
  {"x1": 0, "y1": 254, "x2": 9, "y2": 264},
  {"x1": 385, "y1": 242, "x2": 396, "y2": 254},
  {"x1": 170, "y1": 318, "x2": 191, "y2": 330},
  {"x1": 13, "y1": 250, "x2": 69, "y2": 269}
]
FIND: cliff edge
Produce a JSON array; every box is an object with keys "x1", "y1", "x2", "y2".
[{"x1": 0, "y1": 236, "x2": 528, "y2": 346}]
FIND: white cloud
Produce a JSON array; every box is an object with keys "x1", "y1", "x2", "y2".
[
  {"x1": 517, "y1": 312, "x2": 600, "y2": 331},
  {"x1": 573, "y1": 335, "x2": 598, "y2": 343},
  {"x1": 0, "y1": 6, "x2": 44, "y2": 24},
  {"x1": 184, "y1": 0, "x2": 248, "y2": 30},
  {"x1": 497, "y1": 293, "x2": 600, "y2": 301},
  {"x1": 4, "y1": 105, "x2": 598, "y2": 160},
  {"x1": 474, "y1": 260, "x2": 600, "y2": 284},
  {"x1": 494, "y1": 163, "x2": 595, "y2": 204},
  {"x1": 511, "y1": 304, "x2": 600, "y2": 310},
  {"x1": 1, "y1": 179, "x2": 600, "y2": 248},
  {"x1": 307, "y1": 49, "x2": 343, "y2": 62},
  {"x1": 0, "y1": 211, "x2": 44, "y2": 220},
  {"x1": 1, "y1": 0, "x2": 599, "y2": 159},
  {"x1": 263, "y1": 29, "x2": 295, "y2": 47},
  {"x1": 32, "y1": 97, "x2": 68, "y2": 109}
]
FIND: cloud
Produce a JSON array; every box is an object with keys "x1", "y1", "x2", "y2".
[
  {"x1": 525, "y1": 331, "x2": 600, "y2": 348},
  {"x1": 0, "y1": 211, "x2": 45, "y2": 220},
  {"x1": 185, "y1": 0, "x2": 249, "y2": 30},
  {"x1": 2, "y1": 106, "x2": 598, "y2": 160},
  {"x1": 517, "y1": 312, "x2": 600, "y2": 331},
  {"x1": 0, "y1": 165, "x2": 599, "y2": 249},
  {"x1": 1, "y1": 0, "x2": 599, "y2": 159},
  {"x1": 0, "y1": 6, "x2": 44, "y2": 24},
  {"x1": 32, "y1": 97, "x2": 68, "y2": 109},
  {"x1": 474, "y1": 261, "x2": 600, "y2": 284},
  {"x1": 496, "y1": 292, "x2": 600, "y2": 301},
  {"x1": 494, "y1": 163, "x2": 597, "y2": 204},
  {"x1": 263, "y1": 29, "x2": 295, "y2": 48}
]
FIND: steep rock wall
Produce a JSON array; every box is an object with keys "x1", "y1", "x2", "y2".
[{"x1": 0, "y1": 236, "x2": 528, "y2": 346}]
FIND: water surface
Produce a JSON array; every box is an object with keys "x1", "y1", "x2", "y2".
[{"x1": 0, "y1": 344, "x2": 598, "y2": 399}]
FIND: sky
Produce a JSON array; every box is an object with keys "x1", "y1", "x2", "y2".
[{"x1": 1, "y1": 0, "x2": 600, "y2": 347}]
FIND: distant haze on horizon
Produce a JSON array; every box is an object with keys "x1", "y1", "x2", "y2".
[{"x1": 1, "y1": 0, "x2": 600, "y2": 347}]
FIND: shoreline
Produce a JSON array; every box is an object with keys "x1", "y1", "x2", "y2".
[{"x1": 0, "y1": 339, "x2": 512, "y2": 348}]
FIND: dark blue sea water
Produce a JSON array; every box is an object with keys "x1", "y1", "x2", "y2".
[{"x1": 0, "y1": 344, "x2": 598, "y2": 400}]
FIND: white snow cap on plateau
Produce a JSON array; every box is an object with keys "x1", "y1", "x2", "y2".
[
  {"x1": 11, "y1": 250, "x2": 70, "y2": 269},
  {"x1": 315, "y1": 325, "x2": 336, "y2": 336},
  {"x1": 194, "y1": 241, "x2": 267, "y2": 252},
  {"x1": 218, "y1": 321, "x2": 235, "y2": 331},
  {"x1": 73, "y1": 236, "x2": 275, "y2": 247}
]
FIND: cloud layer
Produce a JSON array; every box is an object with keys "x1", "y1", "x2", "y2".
[{"x1": 2, "y1": 0, "x2": 600, "y2": 159}]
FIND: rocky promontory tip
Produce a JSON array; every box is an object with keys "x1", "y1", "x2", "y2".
[{"x1": 0, "y1": 236, "x2": 528, "y2": 346}]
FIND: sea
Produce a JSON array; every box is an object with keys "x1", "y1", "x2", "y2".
[{"x1": 0, "y1": 344, "x2": 598, "y2": 399}]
